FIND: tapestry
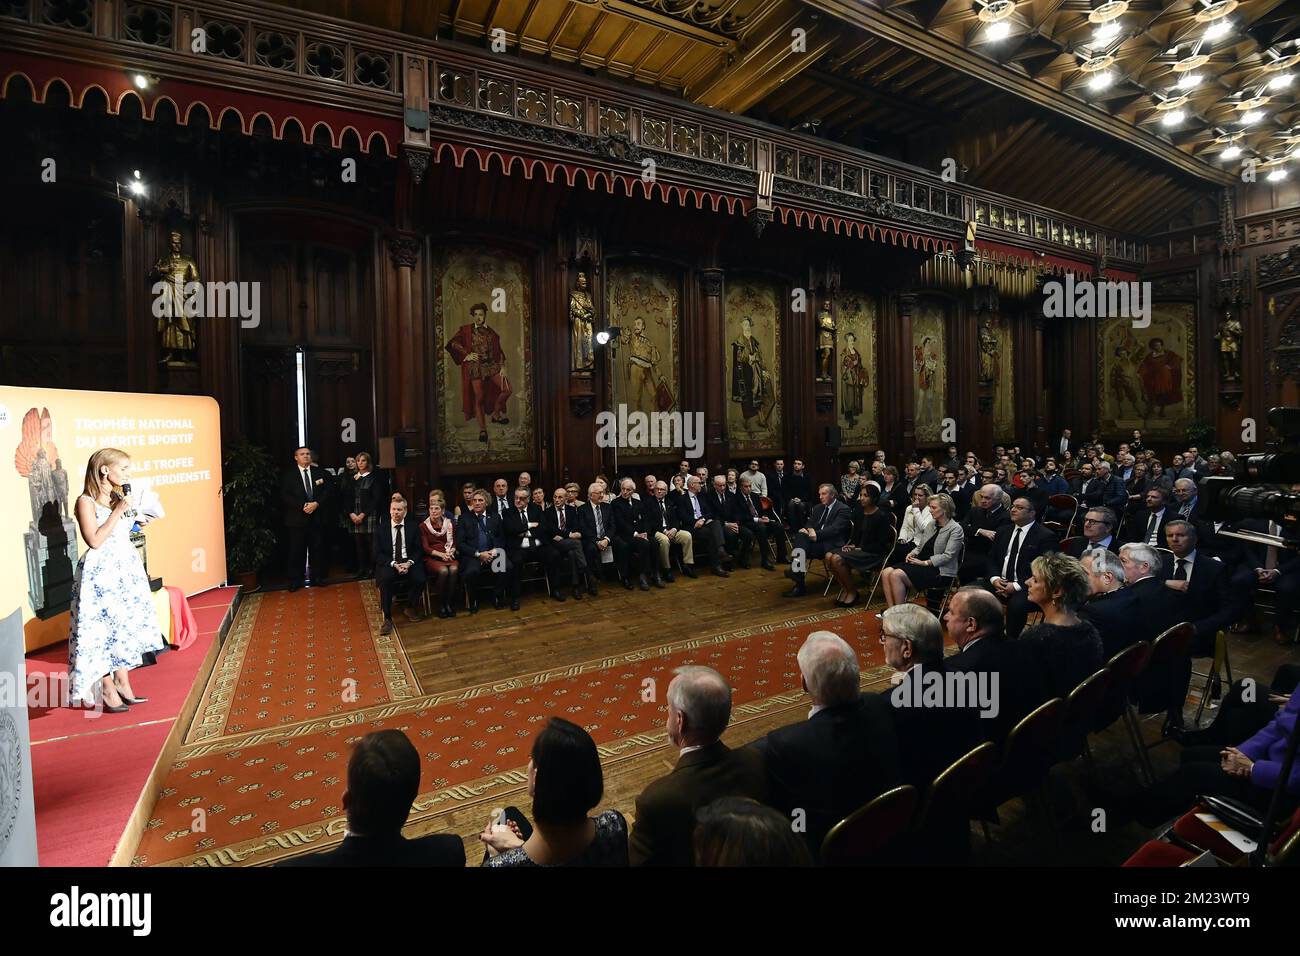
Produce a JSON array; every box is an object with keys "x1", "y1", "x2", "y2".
[
  {"x1": 1098, "y1": 302, "x2": 1195, "y2": 439},
  {"x1": 433, "y1": 247, "x2": 534, "y2": 465},
  {"x1": 726, "y1": 279, "x2": 782, "y2": 451},
  {"x1": 836, "y1": 293, "x2": 878, "y2": 447},
  {"x1": 608, "y1": 264, "x2": 681, "y2": 447},
  {"x1": 912, "y1": 302, "x2": 947, "y2": 443}
]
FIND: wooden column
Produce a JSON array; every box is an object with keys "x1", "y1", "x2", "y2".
[
  {"x1": 386, "y1": 232, "x2": 422, "y2": 499},
  {"x1": 896, "y1": 291, "x2": 917, "y2": 454},
  {"x1": 698, "y1": 266, "x2": 727, "y2": 471}
]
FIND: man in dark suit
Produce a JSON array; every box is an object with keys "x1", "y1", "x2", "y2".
[
  {"x1": 578, "y1": 480, "x2": 616, "y2": 592},
  {"x1": 373, "y1": 495, "x2": 427, "y2": 634},
  {"x1": 1229, "y1": 516, "x2": 1300, "y2": 644},
  {"x1": 880, "y1": 604, "x2": 982, "y2": 790},
  {"x1": 612, "y1": 477, "x2": 657, "y2": 590},
  {"x1": 733, "y1": 476, "x2": 778, "y2": 569},
  {"x1": 959, "y1": 483, "x2": 1011, "y2": 584},
  {"x1": 705, "y1": 474, "x2": 751, "y2": 569},
  {"x1": 1064, "y1": 507, "x2": 1121, "y2": 557},
  {"x1": 942, "y1": 469, "x2": 973, "y2": 521},
  {"x1": 783, "y1": 483, "x2": 853, "y2": 597},
  {"x1": 767, "y1": 457, "x2": 792, "y2": 517},
  {"x1": 629, "y1": 666, "x2": 767, "y2": 866},
  {"x1": 675, "y1": 475, "x2": 729, "y2": 577},
  {"x1": 784, "y1": 459, "x2": 815, "y2": 529},
  {"x1": 501, "y1": 486, "x2": 542, "y2": 610},
  {"x1": 281, "y1": 445, "x2": 333, "y2": 591},
  {"x1": 1091, "y1": 461, "x2": 1128, "y2": 513},
  {"x1": 642, "y1": 480, "x2": 695, "y2": 580},
  {"x1": 1119, "y1": 542, "x2": 1184, "y2": 649},
  {"x1": 1128, "y1": 485, "x2": 1174, "y2": 546},
  {"x1": 1054, "y1": 428, "x2": 1076, "y2": 459},
  {"x1": 489, "y1": 478, "x2": 511, "y2": 519},
  {"x1": 943, "y1": 586, "x2": 1023, "y2": 742},
  {"x1": 1080, "y1": 547, "x2": 1141, "y2": 658},
  {"x1": 984, "y1": 495, "x2": 1060, "y2": 638},
  {"x1": 541, "y1": 487, "x2": 587, "y2": 601},
  {"x1": 916, "y1": 455, "x2": 941, "y2": 493},
  {"x1": 750, "y1": 631, "x2": 902, "y2": 857},
  {"x1": 455, "y1": 488, "x2": 512, "y2": 613},
  {"x1": 277, "y1": 730, "x2": 464, "y2": 867}
]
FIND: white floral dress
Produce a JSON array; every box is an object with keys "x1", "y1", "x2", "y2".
[{"x1": 67, "y1": 495, "x2": 166, "y2": 705}]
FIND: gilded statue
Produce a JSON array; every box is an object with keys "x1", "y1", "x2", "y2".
[
  {"x1": 570, "y1": 270, "x2": 595, "y2": 371},
  {"x1": 152, "y1": 230, "x2": 199, "y2": 367},
  {"x1": 816, "y1": 307, "x2": 835, "y2": 382},
  {"x1": 1215, "y1": 310, "x2": 1243, "y2": 383}
]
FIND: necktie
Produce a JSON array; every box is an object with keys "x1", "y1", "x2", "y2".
[
  {"x1": 747, "y1": 496, "x2": 757, "y2": 519},
  {"x1": 595, "y1": 506, "x2": 604, "y2": 538},
  {"x1": 478, "y1": 514, "x2": 487, "y2": 550},
  {"x1": 1174, "y1": 559, "x2": 1187, "y2": 581},
  {"x1": 1005, "y1": 527, "x2": 1022, "y2": 580},
  {"x1": 1146, "y1": 512, "x2": 1159, "y2": 545},
  {"x1": 818, "y1": 503, "x2": 831, "y2": 529},
  {"x1": 559, "y1": 508, "x2": 566, "y2": 532},
  {"x1": 692, "y1": 495, "x2": 701, "y2": 519},
  {"x1": 520, "y1": 509, "x2": 529, "y2": 545},
  {"x1": 302, "y1": 468, "x2": 312, "y2": 499},
  {"x1": 394, "y1": 523, "x2": 404, "y2": 561},
  {"x1": 660, "y1": 500, "x2": 666, "y2": 524}
]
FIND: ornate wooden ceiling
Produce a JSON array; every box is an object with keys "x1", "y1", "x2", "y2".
[{"x1": 279, "y1": 0, "x2": 1293, "y2": 231}]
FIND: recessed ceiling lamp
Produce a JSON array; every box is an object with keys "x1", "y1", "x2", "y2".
[
  {"x1": 1088, "y1": 2, "x2": 1126, "y2": 46},
  {"x1": 1177, "y1": 73, "x2": 1202, "y2": 90},
  {"x1": 1270, "y1": 73, "x2": 1294, "y2": 89},
  {"x1": 1162, "y1": 109, "x2": 1186, "y2": 125},
  {"x1": 1081, "y1": 54, "x2": 1115, "y2": 90},
  {"x1": 1241, "y1": 110, "x2": 1263, "y2": 124},
  {"x1": 1268, "y1": 166, "x2": 1288, "y2": 181},
  {"x1": 1220, "y1": 143, "x2": 1242, "y2": 159},
  {"x1": 978, "y1": 0, "x2": 1017, "y2": 41},
  {"x1": 1089, "y1": 71, "x2": 1114, "y2": 90},
  {"x1": 1264, "y1": 51, "x2": 1300, "y2": 72}
]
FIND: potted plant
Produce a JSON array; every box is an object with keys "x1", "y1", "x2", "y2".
[{"x1": 221, "y1": 438, "x2": 278, "y2": 593}]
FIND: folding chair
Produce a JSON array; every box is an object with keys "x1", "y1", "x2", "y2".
[
  {"x1": 1047, "y1": 493, "x2": 1079, "y2": 538},
  {"x1": 1191, "y1": 629, "x2": 1234, "y2": 729},
  {"x1": 824, "y1": 525, "x2": 897, "y2": 601},
  {"x1": 821, "y1": 785, "x2": 919, "y2": 866},
  {"x1": 1060, "y1": 667, "x2": 1112, "y2": 769},
  {"x1": 915, "y1": 741, "x2": 997, "y2": 864},
  {"x1": 977, "y1": 698, "x2": 1067, "y2": 845},
  {"x1": 1129, "y1": 622, "x2": 1196, "y2": 784},
  {"x1": 1093, "y1": 641, "x2": 1152, "y2": 783}
]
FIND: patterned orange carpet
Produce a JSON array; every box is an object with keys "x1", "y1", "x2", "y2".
[
  {"x1": 185, "y1": 584, "x2": 419, "y2": 744},
  {"x1": 132, "y1": 585, "x2": 889, "y2": 866}
]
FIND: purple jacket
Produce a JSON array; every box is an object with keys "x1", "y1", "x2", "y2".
[{"x1": 1240, "y1": 685, "x2": 1300, "y2": 794}]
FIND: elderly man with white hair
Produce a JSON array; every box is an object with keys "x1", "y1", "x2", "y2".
[
  {"x1": 629, "y1": 665, "x2": 767, "y2": 867},
  {"x1": 1079, "y1": 547, "x2": 1138, "y2": 658},
  {"x1": 751, "y1": 631, "x2": 900, "y2": 857},
  {"x1": 958, "y1": 482, "x2": 1011, "y2": 584},
  {"x1": 1119, "y1": 542, "x2": 1186, "y2": 735}
]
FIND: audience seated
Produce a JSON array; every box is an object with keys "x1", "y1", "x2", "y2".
[
  {"x1": 612, "y1": 477, "x2": 658, "y2": 590},
  {"x1": 880, "y1": 493, "x2": 964, "y2": 609},
  {"x1": 540, "y1": 486, "x2": 588, "y2": 601},
  {"x1": 959, "y1": 483, "x2": 1011, "y2": 584},
  {"x1": 675, "y1": 475, "x2": 731, "y2": 577},
  {"x1": 1078, "y1": 548, "x2": 1138, "y2": 658},
  {"x1": 692, "y1": 797, "x2": 814, "y2": 866},
  {"x1": 1063, "y1": 507, "x2": 1120, "y2": 558},
  {"x1": 982, "y1": 494, "x2": 1059, "y2": 639},
  {"x1": 642, "y1": 479, "x2": 697, "y2": 580},
  {"x1": 278, "y1": 730, "x2": 465, "y2": 867},
  {"x1": 629, "y1": 666, "x2": 767, "y2": 866},
  {"x1": 782, "y1": 484, "x2": 853, "y2": 598},
  {"x1": 374, "y1": 495, "x2": 427, "y2": 635},
  {"x1": 826, "y1": 483, "x2": 893, "y2": 606},
  {"x1": 751, "y1": 631, "x2": 902, "y2": 856},
  {"x1": 478, "y1": 717, "x2": 629, "y2": 866},
  {"x1": 455, "y1": 488, "x2": 513, "y2": 613},
  {"x1": 879, "y1": 604, "x2": 982, "y2": 788},
  {"x1": 1015, "y1": 552, "x2": 1104, "y2": 704}
]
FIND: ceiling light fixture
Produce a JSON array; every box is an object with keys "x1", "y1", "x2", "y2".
[
  {"x1": 1271, "y1": 73, "x2": 1294, "y2": 89},
  {"x1": 1162, "y1": 109, "x2": 1185, "y2": 125},
  {"x1": 1203, "y1": 20, "x2": 1230, "y2": 41},
  {"x1": 1177, "y1": 73, "x2": 1202, "y2": 90},
  {"x1": 1241, "y1": 110, "x2": 1263, "y2": 124},
  {"x1": 1089, "y1": 71, "x2": 1114, "y2": 90},
  {"x1": 978, "y1": 0, "x2": 1016, "y2": 41},
  {"x1": 1268, "y1": 167, "x2": 1288, "y2": 181}
]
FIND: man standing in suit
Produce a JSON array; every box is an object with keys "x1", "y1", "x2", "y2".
[
  {"x1": 578, "y1": 481, "x2": 616, "y2": 592},
  {"x1": 750, "y1": 632, "x2": 901, "y2": 858},
  {"x1": 1064, "y1": 508, "x2": 1120, "y2": 557},
  {"x1": 612, "y1": 477, "x2": 657, "y2": 590},
  {"x1": 916, "y1": 455, "x2": 941, "y2": 493},
  {"x1": 1080, "y1": 548, "x2": 1140, "y2": 658},
  {"x1": 1055, "y1": 428, "x2": 1076, "y2": 459},
  {"x1": 277, "y1": 731, "x2": 464, "y2": 867},
  {"x1": 541, "y1": 487, "x2": 587, "y2": 601},
  {"x1": 1130, "y1": 486, "x2": 1174, "y2": 546},
  {"x1": 783, "y1": 483, "x2": 852, "y2": 597},
  {"x1": 282, "y1": 445, "x2": 332, "y2": 592},
  {"x1": 985, "y1": 495, "x2": 1059, "y2": 638},
  {"x1": 942, "y1": 468, "x2": 973, "y2": 521},
  {"x1": 455, "y1": 488, "x2": 512, "y2": 613},
  {"x1": 642, "y1": 480, "x2": 696, "y2": 580},
  {"x1": 675, "y1": 475, "x2": 729, "y2": 578},
  {"x1": 374, "y1": 495, "x2": 427, "y2": 635},
  {"x1": 767, "y1": 457, "x2": 791, "y2": 517},
  {"x1": 959, "y1": 483, "x2": 1012, "y2": 584},
  {"x1": 501, "y1": 486, "x2": 542, "y2": 610},
  {"x1": 785, "y1": 459, "x2": 814, "y2": 529},
  {"x1": 629, "y1": 666, "x2": 767, "y2": 866},
  {"x1": 734, "y1": 476, "x2": 777, "y2": 570}
]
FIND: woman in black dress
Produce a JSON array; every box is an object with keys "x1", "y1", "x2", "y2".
[
  {"x1": 478, "y1": 717, "x2": 628, "y2": 867},
  {"x1": 1019, "y1": 552, "x2": 1104, "y2": 701},
  {"x1": 826, "y1": 483, "x2": 894, "y2": 607},
  {"x1": 344, "y1": 451, "x2": 382, "y2": 578}
]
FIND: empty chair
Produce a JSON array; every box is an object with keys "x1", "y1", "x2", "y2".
[
  {"x1": 915, "y1": 741, "x2": 997, "y2": 864},
  {"x1": 1060, "y1": 667, "x2": 1112, "y2": 765}
]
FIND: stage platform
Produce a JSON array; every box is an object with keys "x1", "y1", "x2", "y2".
[{"x1": 27, "y1": 586, "x2": 241, "y2": 867}]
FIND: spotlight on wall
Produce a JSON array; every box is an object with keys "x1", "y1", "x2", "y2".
[
  {"x1": 128, "y1": 169, "x2": 146, "y2": 197},
  {"x1": 595, "y1": 327, "x2": 622, "y2": 346},
  {"x1": 1268, "y1": 167, "x2": 1289, "y2": 181}
]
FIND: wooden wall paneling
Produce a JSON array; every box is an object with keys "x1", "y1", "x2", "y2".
[
  {"x1": 697, "y1": 264, "x2": 727, "y2": 472},
  {"x1": 894, "y1": 291, "x2": 916, "y2": 456}
]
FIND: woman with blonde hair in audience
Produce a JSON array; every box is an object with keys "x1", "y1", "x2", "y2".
[
  {"x1": 839, "y1": 459, "x2": 863, "y2": 503},
  {"x1": 880, "y1": 493, "x2": 964, "y2": 608},
  {"x1": 1020, "y1": 552, "x2": 1104, "y2": 701},
  {"x1": 479, "y1": 717, "x2": 628, "y2": 866},
  {"x1": 887, "y1": 483, "x2": 935, "y2": 566}
]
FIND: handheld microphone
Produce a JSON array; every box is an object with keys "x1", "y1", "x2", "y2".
[{"x1": 120, "y1": 482, "x2": 138, "y2": 520}]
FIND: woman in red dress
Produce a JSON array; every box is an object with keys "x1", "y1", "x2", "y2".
[{"x1": 421, "y1": 494, "x2": 458, "y2": 618}]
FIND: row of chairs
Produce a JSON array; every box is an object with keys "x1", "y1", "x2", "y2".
[
  {"x1": 1125, "y1": 802, "x2": 1300, "y2": 867},
  {"x1": 819, "y1": 621, "x2": 1201, "y2": 864}
]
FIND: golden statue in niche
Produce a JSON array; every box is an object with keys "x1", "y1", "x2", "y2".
[
  {"x1": 570, "y1": 270, "x2": 596, "y2": 371},
  {"x1": 816, "y1": 307, "x2": 835, "y2": 382},
  {"x1": 152, "y1": 230, "x2": 199, "y2": 367},
  {"x1": 1215, "y1": 310, "x2": 1242, "y2": 383}
]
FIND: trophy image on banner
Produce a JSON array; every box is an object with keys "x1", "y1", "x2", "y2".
[{"x1": 14, "y1": 408, "x2": 77, "y2": 619}]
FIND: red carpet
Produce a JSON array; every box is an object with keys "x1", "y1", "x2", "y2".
[
  {"x1": 29, "y1": 586, "x2": 239, "y2": 866},
  {"x1": 132, "y1": 596, "x2": 892, "y2": 866},
  {"x1": 185, "y1": 584, "x2": 418, "y2": 744}
]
